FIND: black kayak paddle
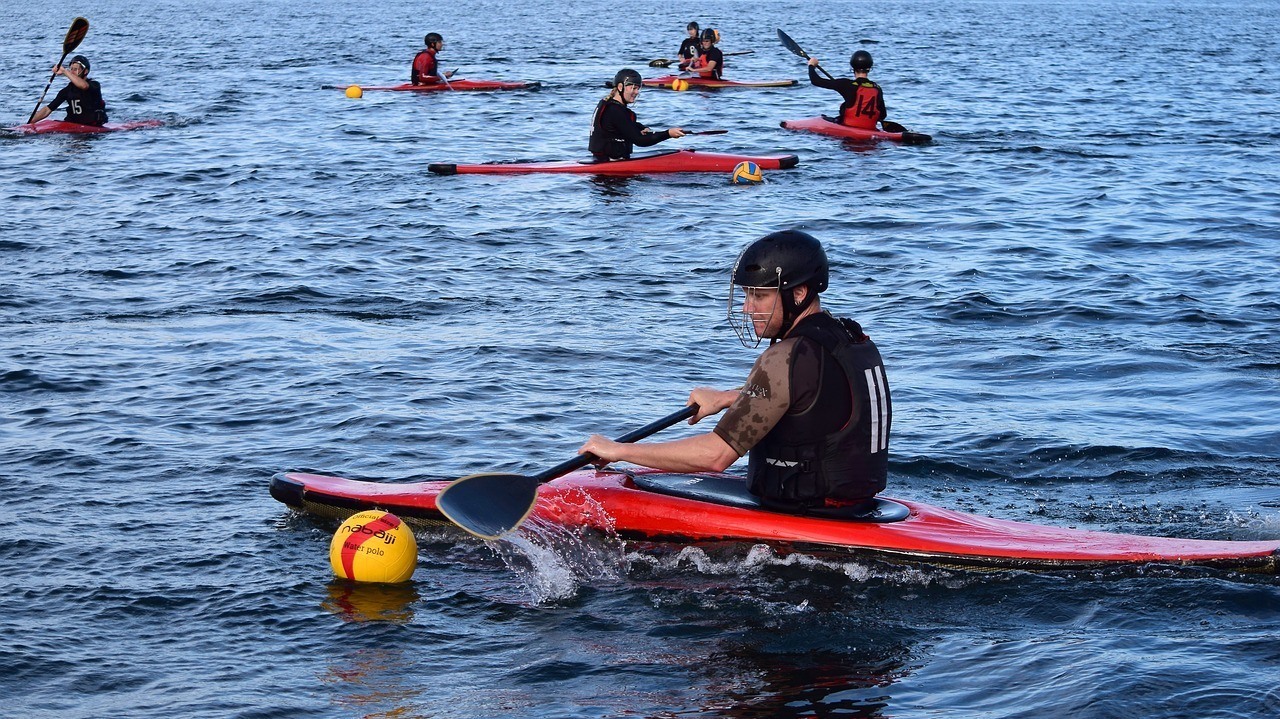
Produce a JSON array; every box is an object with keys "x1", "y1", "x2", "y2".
[
  {"x1": 776, "y1": 29, "x2": 836, "y2": 80},
  {"x1": 649, "y1": 50, "x2": 754, "y2": 68},
  {"x1": 28, "y1": 17, "x2": 90, "y2": 124},
  {"x1": 436, "y1": 404, "x2": 697, "y2": 539}
]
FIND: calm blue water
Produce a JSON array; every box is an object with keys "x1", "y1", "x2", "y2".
[{"x1": 3, "y1": 0, "x2": 1279, "y2": 716}]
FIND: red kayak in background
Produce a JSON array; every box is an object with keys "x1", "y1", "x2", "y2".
[
  {"x1": 347, "y1": 79, "x2": 541, "y2": 92},
  {"x1": 270, "y1": 468, "x2": 1279, "y2": 571},
  {"x1": 9, "y1": 118, "x2": 164, "y2": 135},
  {"x1": 643, "y1": 74, "x2": 797, "y2": 89},
  {"x1": 782, "y1": 116, "x2": 931, "y2": 145},
  {"x1": 428, "y1": 148, "x2": 800, "y2": 176}
]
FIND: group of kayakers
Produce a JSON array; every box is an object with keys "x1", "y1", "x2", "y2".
[
  {"x1": 28, "y1": 25, "x2": 896, "y2": 516},
  {"x1": 407, "y1": 24, "x2": 893, "y2": 162}
]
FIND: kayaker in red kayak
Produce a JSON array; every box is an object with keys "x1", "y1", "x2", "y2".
[
  {"x1": 686, "y1": 28, "x2": 724, "y2": 80},
  {"x1": 676, "y1": 21, "x2": 701, "y2": 70},
  {"x1": 579, "y1": 230, "x2": 892, "y2": 513},
  {"x1": 588, "y1": 69, "x2": 686, "y2": 161},
  {"x1": 29, "y1": 55, "x2": 107, "y2": 127},
  {"x1": 411, "y1": 33, "x2": 456, "y2": 85},
  {"x1": 807, "y1": 50, "x2": 886, "y2": 130}
]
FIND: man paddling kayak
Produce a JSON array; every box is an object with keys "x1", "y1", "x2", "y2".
[
  {"x1": 676, "y1": 21, "x2": 701, "y2": 70},
  {"x1": 588, "y1": 69, "x2": 685, "y2": 161},
  {"x1": 807, "y1": 50, "x2": 886, "y2": 130},
  {"x1": 411, "y1": 33, "x2": 456, "y2": 85},
  {"x1": 29, "y1": 55, "x2": 107, "y2": 127},
  {"x1": 580, "y1": 230, "x2": 892, "y2": 513},
  {"x1": 687, "y1": 28, "x2": 724, "y2": 80}
]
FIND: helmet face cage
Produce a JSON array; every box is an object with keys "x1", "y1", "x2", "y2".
[{"x1": 727, "y1": 262, "x2": 782, "y2": 349}]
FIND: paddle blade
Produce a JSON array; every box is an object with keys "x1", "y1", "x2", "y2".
[
  {"x1": 64, "y1": 17, "x2": 90, "y2": 54},
  {"x1": 648, "y1": 58, "x2": 671, "y2": 68},
  {"x1": 436, "y1": 473, "x2": 541, "y2": 539},
  {"x1": 690, "y1": 129, "x2": 728, "y2": 136},
  {"x1": 776, "y1": 28, "x2": 809, "y2": 59}
]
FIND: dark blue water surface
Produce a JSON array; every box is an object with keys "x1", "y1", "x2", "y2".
[{"x1": 3, "y1": 0, "x2": 1279, "y2": 716}]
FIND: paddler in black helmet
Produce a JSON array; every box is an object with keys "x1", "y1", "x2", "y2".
[
  {"x1": 807, "y1": 50, "x2": 887, "y2": 130},
  {"x1": 578, "y1": 230, "x2": 892, "y2": 513},
  {"x1": 676, "y1": 21, "x2": 701, "y2": 70},
  {"x1": 686, "y1": 28, "x2": 724, "y2": 80},
  {"x1": 588, "y1": 69, "x2": 686, "y2": 161},
  {"x1": 30, "y1": 55, "x2": 107, "y2": 127},
  {"x1": 411, "y1": 33, "x2": 455, "y2": 85}
]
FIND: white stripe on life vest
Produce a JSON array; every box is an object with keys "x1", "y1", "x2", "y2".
[
  {"x1": 865, "y1": 367, "x2": 882, "y2": 454},
  {"x1": 873, "y1": 364, "x2": 888, "y2": 451}
]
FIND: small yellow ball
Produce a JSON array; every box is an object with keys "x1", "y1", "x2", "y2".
[
  {"x1": 345, "y1": 85, "x2": 363, "y2": 99},
  {"x1": 671, "y1": 78, "x2": 689, "y2": 92},
  {"x1": 329, "y1": 510, "x2": 417, "y2": 584}
]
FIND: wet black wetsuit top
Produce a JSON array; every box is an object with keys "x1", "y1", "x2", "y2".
[
  {"x1": 588, "y1": 98, "x2": 672, "y2": 160},
  {"x1": 678, "y1": 38, "x2": 701, "y2": 62},
  {"x1": 48, "y1": 80, "x2": 108, "y2": 126}
]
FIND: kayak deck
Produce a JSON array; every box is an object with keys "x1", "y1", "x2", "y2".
[
  {"x1": 644, "y1": 74, "x2": 798, "y2": 89},
  {"x1": 9, "y1": 119, "x2": 164, "y2": 135},
  {"x1": 428, "y1": 148, "x2": 800, "y2": 176},
  {"x1": 270, "y1": 469, "x2": 1279, "y2": 571},
  {"x1": 781, "y1": 116, "x2": 932, "y2": 145},
  {"x1": 349, "y1": 80, "x2": 541, "y2": 92}
]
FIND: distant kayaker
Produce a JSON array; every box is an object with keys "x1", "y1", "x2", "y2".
[
  {"x1": 588, "y1": 69, "x2": 686, "y2": 161},
  {"x1": 411, "y1": 33, "x2": 456, "y2": 85},
  {"x1": 579, "y1": 230, "x2": 892, "y2": 514},
  {"x1": 29, "y1": 55, "x2": 107, "y2": 127},
  {"x1": 686, "y1": 28, "x2": 723, "y2": 80},
  {"x1": 808, "y1": 50, "x2": 886, "y2": 130},
  {"x1": 676, "y1": 21, "x2": 701, "y2": 70}
]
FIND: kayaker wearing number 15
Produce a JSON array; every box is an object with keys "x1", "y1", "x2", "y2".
[
  {"x1": 29, "y1": 55, "x2": 107, "y2": 127},
  {"x1": 579, "y1": 230, "x2": 892, "y2": 514},
  {"x1": 411, "y1": 33, "x2": 456, "y2": 85},
  {"x1": 589, "y1": 69, "x2": 686, "y2": 161},
  {"x1": 808, "y1": 50, "x2": 886, "y2": 130}
]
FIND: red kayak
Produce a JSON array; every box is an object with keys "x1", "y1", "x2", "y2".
[
  {"x1": 270, "y1": 469, "x2": 1279, "y2": 571},
  {"x1": 643, "y1": 74, "x2": 797, "y2": 89},
  {"x1": 9, "y1": 119, "x2": 164, "y2": 135},
  {"x1": 347, "y1": 79, "x2": 540, "y2": 92},
  {"x1": 782, "y1": 116, "x2": 931, "y2": 144},
  {"x1": 428, "y1": 148, "x2": 800, "y2": 176}
]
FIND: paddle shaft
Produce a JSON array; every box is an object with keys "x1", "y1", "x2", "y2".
[
  {"x1": 28, "y1": 18, "x2": 89, "y2": 125},
  {"x1": 28, "y1": 53, "x2": 69, "y2": 124},
  {"x1": 532, "y1": 404, "x2": 697, "y2": 483}
]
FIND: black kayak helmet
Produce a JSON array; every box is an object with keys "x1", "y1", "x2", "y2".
[
  {"x1": 701, "y1": 28, "x2": 717, "y2": 43},
  {"x1": 729, "y1": 230, "x2": 829, "y2": 346},
  {"x1": 425, "y1": 32, "x2": 443, "y2": 47},
  {"x1": 613, "y1": 68, "x2": 643, "y2": 88},
  {"x1": 687, "y1": 21, "x2": 699, "y2": 32},
  {"x1": 69, "y1": 54, "x2": 91, "y2": 74},
  {"x1": 851, "y1": 50, "x2": 874, "y2": 71}
]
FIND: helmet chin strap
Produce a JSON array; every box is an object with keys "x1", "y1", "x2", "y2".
[{"x1": 773, "y1": 284, "x2": 816, "y2": 343}]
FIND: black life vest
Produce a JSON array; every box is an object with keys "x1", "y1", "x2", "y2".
[{"x1": 746, "y1": 312, "x2": 891, "y2": 506}]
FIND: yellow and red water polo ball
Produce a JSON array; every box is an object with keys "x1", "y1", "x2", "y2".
[{"x1": 329, "y1": 510, "x2": 417, "y2": 583}]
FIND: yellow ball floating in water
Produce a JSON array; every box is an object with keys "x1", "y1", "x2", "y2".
[
  {"x1": 345, "y1": 85, "x2": 363, "y2": 99},
  {"x1": 671, "y1": 78, "x2": 689, "y2": 92},
  {"x1": 730, "y1": 161, "x2": 764, "y2": 185},
  {"x1": 329, "y1": 510, "x2": 417, "y2": 583}
]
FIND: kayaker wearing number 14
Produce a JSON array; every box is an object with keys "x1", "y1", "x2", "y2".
[
  {"x1": 808, "y1": 50, "x2": 886, "y2": 130},
  {"x1": 589, "y1": 69, "x2": 686, "y2": 161},
  {"x1": 29, "y1": 55, "x2": 107, "y2": 127},
  {"x1": 411, "y1": 33, "x2": 456, "y2": 85},
  {"x1": 579, "y1": 230, "x2": 892, "y2": 514}
]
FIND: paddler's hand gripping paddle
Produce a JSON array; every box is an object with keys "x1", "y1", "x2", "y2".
[{"x1": 436, "y1": 404, "x2": 697, "y2": 539}]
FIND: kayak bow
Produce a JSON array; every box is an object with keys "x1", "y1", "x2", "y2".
[
  {"x1": 270, "y1": 469, "x2": 1279, "y2": 572},
  {"x1": 428, "y1": 148, "x2": 800, "y2": 176}
]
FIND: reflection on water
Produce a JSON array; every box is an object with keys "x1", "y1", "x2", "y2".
[{"x1": 322, "y1": 580, "x2": 420, "y2": 623}]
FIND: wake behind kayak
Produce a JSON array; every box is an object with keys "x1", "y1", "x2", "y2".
[{"x1": 427, "y1": 148, "x2": 800, "y2": 176}]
